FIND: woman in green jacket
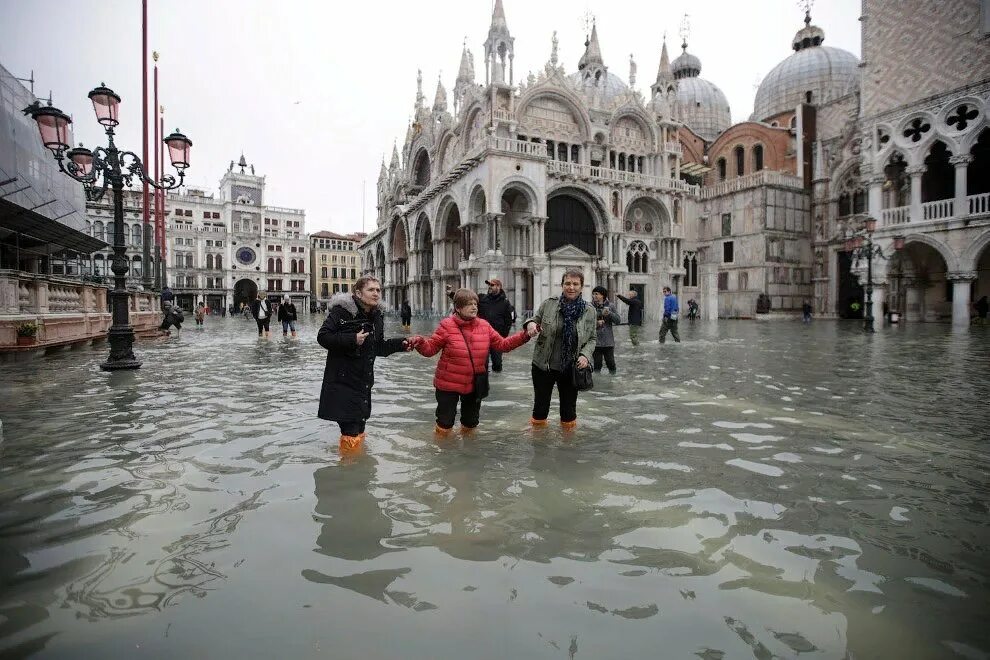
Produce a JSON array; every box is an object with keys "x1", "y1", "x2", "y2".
[{"x1": 522, "y1": 270, "x2": 597, "y2": 429}]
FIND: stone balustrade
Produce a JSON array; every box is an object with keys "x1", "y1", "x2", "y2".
[
  {"x1": 0, "y1": 270, "x2": 162, "y2": 352},
  {"x1": 880, "y1": 192, "x2": 990, "y2": 228},
  {"x1": 881, "y1": 205, "x2": 910, "y2": 226},
  {"x1": 699, "y1": 170, "x2": 804, "y2": 199},
  {"x1": 547, "y1": 160, "x2": 697, "y2": 194}
]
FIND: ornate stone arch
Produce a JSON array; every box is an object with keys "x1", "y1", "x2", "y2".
[
  {"x1": 435, "y1": 130, "x2": 457, "y2": 175},
  {"x1": 902, "y1": 232, "x2": 960, "y2": 272},
  {"x1": 434, "y1": 194, "x2": 461, "y2": 238},
  {"x1": 494, "y1": 177, "x2": 540, "y2": 215},
  {"x1": 411, "y1": 148, "x2": 431, "y2": 188},
  {"x1": 468, "y1": 183, "x2": 487, "y2": 223},
  {"x1": 515, "y1": 87, "x2": 593, "y2": 142},
  {"x1": 610, "y1": 106, "x2": 658, "y2": 147},
  {"x1": 386, "y1": 215, "x2": 410, "y2": 261},
  {"x1": 462, "y1": 104, "x2": 487, "y2": 154},
  {"x1": 414, "y1": 212, "x2": 432, "y2": 251},
  {"x1": 622, "y1": 195, "x2": 671, "y2": 236},
  {"x1": 960, "y1": 230, "x2": 990, "y2": 272},
  {"x1": 546, "y1": 183, "x2": 609, "y2": 236},
  {"x1": 960, "y1": 122, "x2": 989, "y2": 152}
]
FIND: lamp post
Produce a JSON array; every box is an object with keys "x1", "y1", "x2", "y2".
[
  {"x1": 843, "y1": 215, "x2": 903, "y2": 333},
  {"x1": 24, "y1": 84, "x2": 192, "y2": 371}
]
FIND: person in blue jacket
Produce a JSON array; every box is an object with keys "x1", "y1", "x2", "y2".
[{"x1": 659, "y1": 286, "x2": 681, "y2": 343}]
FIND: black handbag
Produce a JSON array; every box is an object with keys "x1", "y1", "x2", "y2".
[
  {"x1": 571, "y1": 361, "x2": 593, "y2": 391},
  {"x1": 458, "y1": 327, "x2": 490, "y2": 399}
]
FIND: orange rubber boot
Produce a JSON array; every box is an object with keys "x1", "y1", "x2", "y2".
[
  {"x1": 460, "y1": 425, "x2": 477, "y2": 435},
  {"x1": 560, "y1": 419, "x2": 578, "y2": 430},
  {"x1": 340, "y1": 434, "x2": 363, "y2": 453},
  {"x1": 435, "y1": 424, "x2": 453, "y2": 436},
  {"x1": 530, "y1": 417, "x2": 548, "y2": 426}
]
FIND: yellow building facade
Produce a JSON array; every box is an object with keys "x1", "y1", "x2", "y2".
[{"x1": 310, "y1": 231, "x2": 366, "y2": 308}]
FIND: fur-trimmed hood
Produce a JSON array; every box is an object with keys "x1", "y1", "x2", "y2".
[{"x1": 329, "y1": 293, "x2": 359, "y2": 316}]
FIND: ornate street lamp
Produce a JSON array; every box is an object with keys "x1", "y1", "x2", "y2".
[
  {"x1": 24, "y1": 84, "x2": 192, "y2": 371},
  {"x1": 844, "y1": 215, "x2": 903, "y2": 334}
]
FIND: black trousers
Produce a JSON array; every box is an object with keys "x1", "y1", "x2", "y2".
[
  {"x1": 256, "y1": 318, "x2": 271, "y2": 334},
  {"x1": 338, "y1": 420, "x2": 367, "y2": 436},
  {"x1": 531, "y1": 365, "x2": 578, "y2": 423},
  {"x1": 592, "y1": 347, "x2": 616, "y2": 373},
  {"x1": 436, "y1": 389, "x2": 482, "y2": 429},
  {"x1": 487, "y1": 349, "x2": 503, "y2": 372},
  {"x1": 659, "y1": 318, "x2": 680, "y2": 342}
]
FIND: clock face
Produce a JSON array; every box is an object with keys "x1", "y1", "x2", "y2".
[{"x1": 236, "y1": 247, "x2": 256, "y2": 265}]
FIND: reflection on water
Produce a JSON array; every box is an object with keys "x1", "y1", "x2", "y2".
[{"x1": 0, "y1": 316, "x2": 988, "y2": 658}]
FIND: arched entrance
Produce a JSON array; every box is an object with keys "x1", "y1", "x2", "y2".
[
  {"x1": 233, "y1": 278, "x2": 259, "y2": 312},
  {"x1": 415, "y1": 213, "x2": 434, "y2": 312},
  {"x1": 887, "y1": 241, "x2": 951, "y2": 322},
  {"x1": 836, "y1": 249, "x2": 865, "y2": 318},
  {"x1": 391, "y1": 220, "x2": 408, "y2": 306},
  {"x1": 546, "y1": 194, "x2": 598, "y2": 256},
  {"x1": 375, "y1": 243, "x2": 386, "y2": 285}
]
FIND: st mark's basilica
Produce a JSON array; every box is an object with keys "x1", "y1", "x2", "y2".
[{"x1": 361, "y1": 0, "x2": 990, "y2": 323}]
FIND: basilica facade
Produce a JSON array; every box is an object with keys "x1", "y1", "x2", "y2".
[{"x1": 361, "y1": 0, "x2": 990, "y2": 324}]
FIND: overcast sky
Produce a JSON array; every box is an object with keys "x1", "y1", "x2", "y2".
[{"x1": 0, "y1": 0, "x2": 860, "y2": 235}]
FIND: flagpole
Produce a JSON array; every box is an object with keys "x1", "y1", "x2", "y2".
[
  {"x1": 141, "y1": 0, "x2": 153, "y2": 289},
  {"x1": 153, "y1": 55, "x2": 162, "y2": 290},
  {"x1": 160, "y1": 110, "x2": 168, "y2": 290}
]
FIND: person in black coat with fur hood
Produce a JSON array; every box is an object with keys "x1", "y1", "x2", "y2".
[{"x1": 317, "y1": 276, "x2": 417, "y2": 453}]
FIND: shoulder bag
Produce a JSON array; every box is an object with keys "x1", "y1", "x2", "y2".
[
  {"x1": 572, "y1": 361, "x2": 593, "y2": 391},
  {"x1": 457, "y1": 326, "x2": 490, "y2": 399}
]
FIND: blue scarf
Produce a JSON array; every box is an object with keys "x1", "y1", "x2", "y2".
[{"x1": 559, "y1": 295, "x2": 586, "y2": 367}]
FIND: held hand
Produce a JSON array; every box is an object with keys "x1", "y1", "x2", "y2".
[
  {"x1": 525, "y1": 322, "x2": 540, "y2": 338},
  {"x1": 597, "y1": 319, "x2": 605, "y2": 328},
  {"x1": 577, "y1": 355, "x2": 590, "y2": 369},
  {"x1": 404, "y1": 336, "x2": 421, "y2": 351},
  {"x1": 355, "y1": 329, "x2": 370, "y2": 346}
]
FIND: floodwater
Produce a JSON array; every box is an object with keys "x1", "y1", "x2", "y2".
[{"x1": 0, "y1": 314, "x2": 987, "y2": 659}]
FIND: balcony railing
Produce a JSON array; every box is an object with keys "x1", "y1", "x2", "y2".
[
  {"x1": 880, "y1": 192, "x2": 989, "y2": 228},
  {"x1": 493, "y1": 109, "x2": 512, "y2": 123},
  {"x1": 881, "y1": 205, "x2": 910, "y2": 226},
  {"x1": 547, "y1": 160, "x2": 698, "y2": 193},
  {"x1": 699, "y1": 170, "x2": 804, "y2": 199},
  {"x1": 922, "y1": 199, "x2": 954, "y2": 221},
  {"x1": 488, "y1": 137, "x2": 547, "y2": 157},
  {"x1": 663, "y1": 141, "x2": 683, "y2": 156},
  {"x1": 968, "y1": 192, "x2": 989, "y2": 216}
]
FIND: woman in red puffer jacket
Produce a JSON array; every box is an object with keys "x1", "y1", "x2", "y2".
[{"x1": 411, "y1": 288, "x2": 529, "y2": 433}]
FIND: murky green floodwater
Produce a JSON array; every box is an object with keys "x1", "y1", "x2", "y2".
[{"x1": 0, "y1": 315, "x2": 987, "y2": 659}]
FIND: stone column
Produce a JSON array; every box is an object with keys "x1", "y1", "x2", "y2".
[
  {"x1": 871, "y1": 281, "x2": 887, "y2": 326},
  {"x1": 512, "y1": 268, "x2": 524, "y2": 316},
  {"x1": 950, "y1": 154, "x2": 972, "y2": 218},
  {"x1": 904, "y1": 279, "x2": 922, "y2": 322},
  {"x1": 432, "y1": 278, "x2": 443, "y2": 315},
  {"x1": 492, "y1": 213, "x2": 505, "y2": 255},
  {"x1": 948, "y1": 271, "x2": 976, "y2": 327},
  {"x1": 867, "y1": 175, "x2": 885, "y2": 221},
  {"x1": 907, "y1": 165, "x2": 926, "y2": 223}
]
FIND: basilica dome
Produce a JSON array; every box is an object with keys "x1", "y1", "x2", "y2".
[
  {"x1": 751, "y1": 15, "x2": 860, "y2": 122},
  {"x1": 567, "y1": 70, "x2": 630, "y2": 104},
  {"x1": 670, "y1": 43, "x2": 731, "y2": 142}
]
